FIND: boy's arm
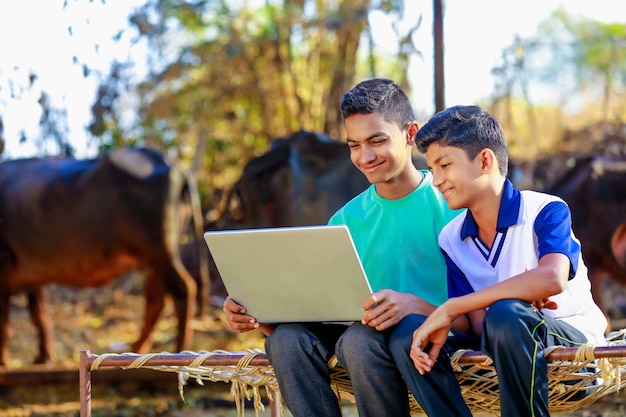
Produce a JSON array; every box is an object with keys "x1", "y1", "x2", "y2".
[
  {"x1": 411, "y1": 252, "x2": 570, "y2": 374},
  {"x1": 361, "y1": 290, "x2": 471, "y2": 333}
]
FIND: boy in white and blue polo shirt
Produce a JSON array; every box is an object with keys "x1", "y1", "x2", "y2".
[{"x1": 408, "y1": 105, "x2": 606, "y2": 417}]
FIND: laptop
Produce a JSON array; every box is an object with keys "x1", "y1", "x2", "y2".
[{"x1": 204, "y1": 225, "x2": 373, "y2": 323}]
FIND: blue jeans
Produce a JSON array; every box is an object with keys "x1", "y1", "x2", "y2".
[{"x1": 265, "y1": 322, "x2": 411, "y2": 417}]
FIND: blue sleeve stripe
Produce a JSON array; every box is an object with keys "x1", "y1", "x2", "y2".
[
  {"x1": 534, "y1": 201, "x2": 580, "y2": 279},
  {"x1": 442, "y1": 249, "x2": 474, "y2": 297}
]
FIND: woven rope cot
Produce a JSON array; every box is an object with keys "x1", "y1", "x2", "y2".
[{"x1": 79, "y1": 329, "x2": 626, "y2": 417}]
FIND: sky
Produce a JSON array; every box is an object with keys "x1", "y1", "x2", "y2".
[
  {"x1": 402, "y1": 0, "x2": 623, "y2": 116},
  {"x1": 0, "y1": 0, "x2": 146, "y2": 159},
  {"x1": 0, "y1": 0, "x2": 623, "y2": 159}
]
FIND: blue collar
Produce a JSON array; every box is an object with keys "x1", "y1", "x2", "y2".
[{"x1": 460, "y1": 179, "x2": 521, "y2": 240}]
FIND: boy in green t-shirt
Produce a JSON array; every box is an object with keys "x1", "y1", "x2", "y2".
[{"x1": 224, "y1": 79, "x2": 470, "y2": 417}]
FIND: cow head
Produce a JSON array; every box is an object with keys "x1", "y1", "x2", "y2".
[{"x1": 221, "y1": 130, "x2": 371, "y2": 229}]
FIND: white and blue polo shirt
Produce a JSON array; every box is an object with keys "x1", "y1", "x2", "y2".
[{"x1": 439, "y1": 179, "x2": 607, "y2": 345}]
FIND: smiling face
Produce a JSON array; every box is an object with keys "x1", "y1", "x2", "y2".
[
  {"x1": 345, "y1": 112, "x2": 418, "y2": 195},
  {"x1": 425, "y1": 142, "x2": 488, "y2": 211}
]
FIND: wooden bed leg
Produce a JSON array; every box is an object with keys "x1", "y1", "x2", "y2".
[
  {"x1": 270, "y1": 388, "x2": 280, "y2": 417},
  {"x1": 79, "y1": 350, "x2": 92, "y2": 417}
]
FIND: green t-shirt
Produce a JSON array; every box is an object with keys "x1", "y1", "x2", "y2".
[{"x1": 328, "y1": 171, "x2": 462, "y2": 307}]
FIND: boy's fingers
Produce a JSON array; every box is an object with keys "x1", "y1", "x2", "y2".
[
  {"x1": 363, "y1": 292, "x2": 382, "y2": 310},
  {"x1": 410, "y1": 350, "x2": 432, "y2": 374},
  {"x1": 428, "y1": 345, "x2": 442, "y2": 364}
]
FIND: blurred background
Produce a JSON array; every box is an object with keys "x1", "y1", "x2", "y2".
[
  {"x1": 2, "y1": 1, "x2": 626, "y2": 415},
  {"x1": 2, "y1": 0, "x2": 625, "y2": 214}
]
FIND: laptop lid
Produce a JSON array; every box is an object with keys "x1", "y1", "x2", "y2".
[{"x1": 204, "y1": 225, "x2": 373, "y2": 323}]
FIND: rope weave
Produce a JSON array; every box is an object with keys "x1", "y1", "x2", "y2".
[
  {"x1": 87, "y1": 331, "x2": 626, "y2": 417},
  {"x1": 124, "y1": 352, "x2": 164, "y2": 369}
]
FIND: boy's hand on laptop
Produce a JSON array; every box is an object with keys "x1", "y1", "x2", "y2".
[
  {"x1": 361, "y1": 290, "x2": 416, "y2": 331},
  {"x1": 223, "y1": 296, "x2": 260, "y2": 333}
]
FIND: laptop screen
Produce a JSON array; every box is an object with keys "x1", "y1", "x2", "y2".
[{"x1": 204, "y1": 225, "x2": 373, "y2": 323}]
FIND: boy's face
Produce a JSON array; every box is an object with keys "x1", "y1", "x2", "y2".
[
  {"x1": 425, "y1": 142, "x2": 484, "y2": 210},
  {"x1": 344, "y1": 112, "x2": 415, "y2": 185}
]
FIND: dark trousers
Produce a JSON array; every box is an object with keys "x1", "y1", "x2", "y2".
[
  {"x1": 390, "y1": 314, "x2": 476, "y2": 417},
  {"x1": 265, "y1": 322, "x2": 412, "y2": 417},
  {"x1": 391, "y1": 299, "x2": 590, "y2": 417},
  {"x1": 482, "y1": 299, "x2": 589, "y2": 417}
]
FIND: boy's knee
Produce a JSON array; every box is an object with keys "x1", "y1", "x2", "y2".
[
  {"x1": 336, "y1": 323, "x2": 390, "y2": 368},
  {"x1": 484, "y1": 299, "x2": 523, "y2": 325},
  {"x1": 265, "y1": 324, "x2": 307, "y2": 357},
  {"x1": 336, "y1": 324, "x2": 373, "y2": 357},
  {"x1": 483, "y1": 299, "x2": 536, "y2": 341},
  {"x1": 389, "y1": 314, "x2": 427, "y2": 357}
]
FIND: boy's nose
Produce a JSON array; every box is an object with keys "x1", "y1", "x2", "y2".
[
  {"x1": 431, "y1": 171, "x2": 444, "y2": 187},
  {"x1": 360, "y1": 146, "x2": 376, "y2": 163}
]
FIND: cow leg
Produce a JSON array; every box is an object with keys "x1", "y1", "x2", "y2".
[
  {"x1": 159, "y1": 258, "x2": 196, "y2": 352},
  {"x1": 131, "y1": 273, "x2": 166, "y2": 354},
  {"x1": 132, "y1": 262, "x2": 195, "y2": 353},
  {"x1": 27, "y1": 287, "x2": 55, "y2": 364},
  {"x1": 0, "y1": 290, "x2": 45, "y2": 367},
  {"x1": 0, "y1": 290, "x2": 10, "y2": 367},
  {"x1": 164, "y1": 260, "x2": 196, "y2": 352}
]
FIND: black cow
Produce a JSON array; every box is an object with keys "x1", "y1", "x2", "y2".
[
  {"x1": 207, "y1": 130, "x2": 426, "y2": 302},
  {"x1": 221, "y1": 129, "x2": 427, "y2": 229},
  {"x1": 0, "y1": 147, "x2": 209, "y2": 366},
  {"x1": 544, "y1": 155, "x2": 626, "y2": 315}
]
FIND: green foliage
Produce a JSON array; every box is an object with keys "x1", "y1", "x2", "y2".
[
  {"x1": 535, "y1": 7, "x2": 626, "y2": 102},
  {"x1": 89, "y1": 0, "x2": 420, "y2": 212},
  {"x1": 490, "y1": 7, "x2": 626, "y2": 160}
]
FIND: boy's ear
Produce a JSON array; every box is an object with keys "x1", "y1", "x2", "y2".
[
  {"x1": 479, "y1": 149, "x2": 497, "y2": 172},
  {"x1": 406, "y1": 121, "x2": 419, "y2": 144}
]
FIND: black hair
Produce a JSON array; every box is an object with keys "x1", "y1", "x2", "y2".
[
  {"x1": 414, "y1": 105, "x2": 509, "y2": 176},
  {"x1": 340, "y1": 78, "x2": 416, "y2": 130}
]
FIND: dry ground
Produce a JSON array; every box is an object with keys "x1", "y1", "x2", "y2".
[{"x1": 2, "y1": 273, "x2": 626, "y2": 416}]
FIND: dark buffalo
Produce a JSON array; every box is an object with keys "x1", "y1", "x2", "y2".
[
  {"x1": 544, "y1": 155, "x2": 626, "y2": 316},
  {"x1": 211, "y1": 130, "x2": 371, "y2": 299},
  {"x1": 207, "y1": 130, "x2": 426, "y2": 302},
  {"x1": 0, "y1": 147, "x2": 209, "y2": 366},
  {"x1": 221, "y1": 129, "x2": 426, "y2": 229}
]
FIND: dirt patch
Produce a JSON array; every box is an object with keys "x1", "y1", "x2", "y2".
[
  {"x1": 2, "y1": 273, "x2": 270, "y2": 416},
  {"x1": 5, "y1": 273, "x2": 264, "y2": 369}
]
